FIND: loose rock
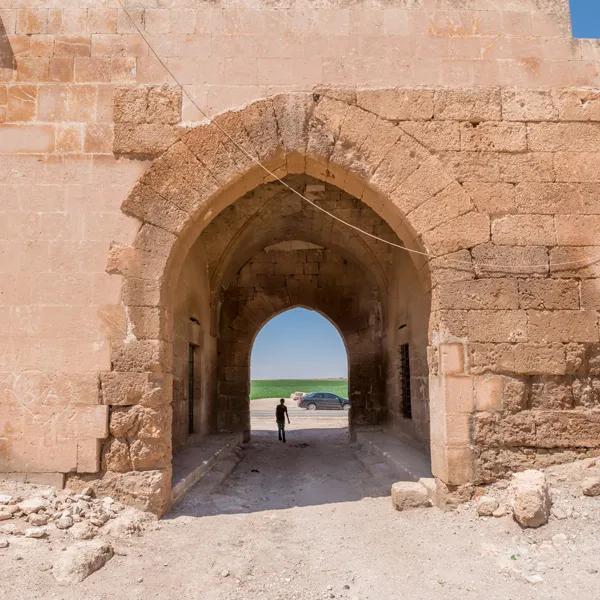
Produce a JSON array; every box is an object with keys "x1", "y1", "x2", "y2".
[
  {"x1": 511, "y1": 470, "x2": 552, "y2": 529},
  {"x1": 53, "y1": 540, "x2": 114, "y2": 584},
  {"x1": 391, "y1": 482, "x2": 430, "y2": 511},
  {"x1": 56, "y1": 516, "x2": 74, "y2": 530},
  {"x1": 29, "y1": 513, "x2": 49, "y2": 527},
  {"x1": 18, "y1": 498, "x2": 46, "y2": 515},
  {"x1": 0, "y1": 537, "x2": 8, "y2": 548},
  {"x1": 69, "y1": 522, "x2": 97, "y2": 541},
  {"x1": 476, "y1": 495, "x2": 499, "y2": 517},
  {"x1": 0, "y1": 495, "x2": 13, "y2": 505},
  {"x1": 25, "y1": 527, "x2": 48, "y2": 539},
  {"x1": 581, "y1": 476, "x2": 600, "y2": 497}
]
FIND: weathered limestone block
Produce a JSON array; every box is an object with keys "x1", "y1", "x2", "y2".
[
  {"x1": 110, "y1": 405, "x2": 168, "y2": 439},
  {"x1": 240, "y1": 98, "x2": 281, "y2": 163},
  {"x1": 272, "y1": 93, "x2": 314, "y2": 163},
  {"x1": 407, "y1": 181, "x2": 473, "y2": 234},
  {"x1": 555, "y1": 151, "x2": 600, "y2": 183},
  {"x1": 464, "y1": 182, "x2": 516, "y2": 214},
  {"x1": 140, "y1": 144, "x2": 218, "y2": 215},
  {"x1": 101, "y1": 372, "x2": 149, "y2": 406},
  {"x1": 467, "y1": 310, "x2": 527, "y2": 343},
  {"x1": 572, "y1": 377, "x2": 600, "y2": 408},
  {"x1": 434, "y1": 88, "x2": 501, "y2": 121},
  {"x1": 146, "y1": 86, "x2": 181, "y2": 124},
  {"x1": 110, "y1": 340, "x2": 169, "y2": 374},
  {"x1": 306, "y1": 96, "x2": 349, "y2": 162},
  {"x1": 492, "y1": 215, "x2": 556, "y2": 246},
  {"x1": 102, "y1": 437, "x2": 131, "y2": 472},
  {"x1": 515, "y1": 182, "x2": 600, "y2": 215},
  {"x1": 129, "y1": 438, "x2": 170, "y2": 470},
  {"x1": 512, "y1": 343, "x2": 567, "y2": 375},
  {"x1": 121, "y1": 183, "x2": 188, "y2": 234},
  {"x1": 400, "y1": 121, "x2": 460, "y2": 151},
  {"x1": 114, "y1": 87, "x2": 148, "y2": 123},
  {"x1": 530, "y1": 377, "x2": 573, "y2": 410},
  {"x1": 113, "y1": 85, "x2": 182, "y2": 157},
  {"x1": 534, "y1": 411, "x2": 600, "y2": 448},
  {"x1": 557, "y1": 89, "x2": 600, "y2": 121},
  {"x1": 182, "y1": 120, "x2": 246, "y2": 186},
  {"x1": 518, "y1": 279, "x2": 579, "y2": 309},
  {"x1": 502, "y1": 90, "x2": 558, "y2": 121},
  {"x1": 582, "y1": 280, "x2": 600, "y2": 311},
  {"x1": 472, "y1": 244, "x2": 549, "y2": 278},
  {"x1": 528, "y1": 122, "x2": 600, "y2": 152},
  {"x1": 511, "y1": 470, "x2": 551, "y2": 528},
  {"x1": 472, "y1": 412, "x2": 535, "y2": 448},
  {"x1": 527, "y1": 310, "x2": 598, "y2": 343},
  {"x1": 356, "y1": 88, "x2": 434, "y2": 121},
  {"x1": 460, "y1": 122, "x2": 527, "y2": 152},
  {"x1": 433, "y1": 278, "x2": 518, "y2": 311},
  {"x1": 421, "y1": 211, "x2": 490, "y2": 256},
  {"x1": 344, "y1": 116, "x2": 402, "y2": 180},
  {"x1": 113, "y1": 123, "x2": 180, "y2": 157},
  {"x1": 391, "y1": 481, "x2": 430, "y2": 511},
  {"x1": 369, "y1": 134, "x2": 425, "y2": 201}
]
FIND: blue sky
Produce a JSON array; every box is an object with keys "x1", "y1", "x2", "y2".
[
  {"x1": 570, "y1": 0, "x2": 600, "y2": 38},
  {"x1": 251, "y1": 308, "x2": 347, "y2": 380}
]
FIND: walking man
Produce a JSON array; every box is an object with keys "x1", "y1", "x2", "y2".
[{"x1": 276, "y1": 398, "x2": 291, "y2": 443}]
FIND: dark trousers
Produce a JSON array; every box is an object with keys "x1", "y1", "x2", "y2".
[{"x1": 277, "y1": 421, "x2": 286, "y2": 442}]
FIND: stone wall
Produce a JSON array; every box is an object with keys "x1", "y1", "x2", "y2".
[{"x1": 2, "y1": 0, "x2": 600, "y2": 513}]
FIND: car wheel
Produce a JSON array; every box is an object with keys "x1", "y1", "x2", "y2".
[
  {"x1": 343, "y1": 403, "x2": 350, "y2": 410},
  {"x1": 307, "y1": 403, "x2": 317, "y2": 411}
]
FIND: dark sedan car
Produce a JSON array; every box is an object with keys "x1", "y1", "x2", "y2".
[{"x1": 298, "y1": 392, "x2": 350, "y2": 410}]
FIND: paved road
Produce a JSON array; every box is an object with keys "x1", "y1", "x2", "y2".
[{"x1": 251, "y1": 397, "x2": 349, "y2": 443}]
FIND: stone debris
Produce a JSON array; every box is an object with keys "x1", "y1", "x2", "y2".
[
  {"x1": 476, "y1": 495, "x2": 499, "y2": 517},
  {"x1": 29, "y1": 513, "x2": 49, "y2": 526},
  {"x1": 581, "y1": 476, "x2": 600, "y2": 497},
  {"x1": 56, "y1": 516, "x2": 74, "y2": 530},
  {"x1": 70, "y1": 522, "x2": 98, "y2": 541},
  {"x1": 53, "y1": 540, "x2": 114, "y2": 584},
  {"x1": 25, "y1": 527, "x2": 48, "y2": 539},
  {"x1": 0, "y1": 481, "x2": 152, "y2": 556},
  {"x1": 18, "y1": 497, "x2": 47, "y2": 515},
  {"x1": 0, "y1": 495, "x2": 13, "y2": 505},
  {"x1": 511, "y1": 470, "x2": 552, "y2": 529},
  {"x1": 390, "y1": 481, "x2": 430, "y2": 511},
  {"x1": 0, "y1": 537, "x2": 9, "y2": 548}
]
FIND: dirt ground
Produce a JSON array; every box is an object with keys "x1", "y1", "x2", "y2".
[{"x1": 2, "y1": 400, "x2": 600, "y2": 599}]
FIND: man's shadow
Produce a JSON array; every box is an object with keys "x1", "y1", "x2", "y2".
[{"x1": 0, "y1": 16, "x2": 16, "y2": 70}]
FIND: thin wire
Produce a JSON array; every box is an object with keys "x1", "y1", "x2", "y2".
[{"x1": 116, "y1": 0, "x2": 600, "y2": 273}]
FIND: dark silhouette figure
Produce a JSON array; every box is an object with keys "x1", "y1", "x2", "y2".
[{"x1": 275, "y1": 398, "x2": 290, "y2": 443}]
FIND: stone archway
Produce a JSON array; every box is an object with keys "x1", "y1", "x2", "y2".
[{"x1": 101, "y1": 92, "x2": 484, "y2": 514}]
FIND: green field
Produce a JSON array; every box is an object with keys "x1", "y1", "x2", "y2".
[{"x1": 250, "y1": 379, "x2": 348, "y2": 400}]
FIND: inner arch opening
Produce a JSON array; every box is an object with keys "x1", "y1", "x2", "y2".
[
  {"x1": 249, "y1": 307, "x2": 350, "y2": 443},
  {"x1": 169, "y1": 174, "x2": 431, "y2": 453}
]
